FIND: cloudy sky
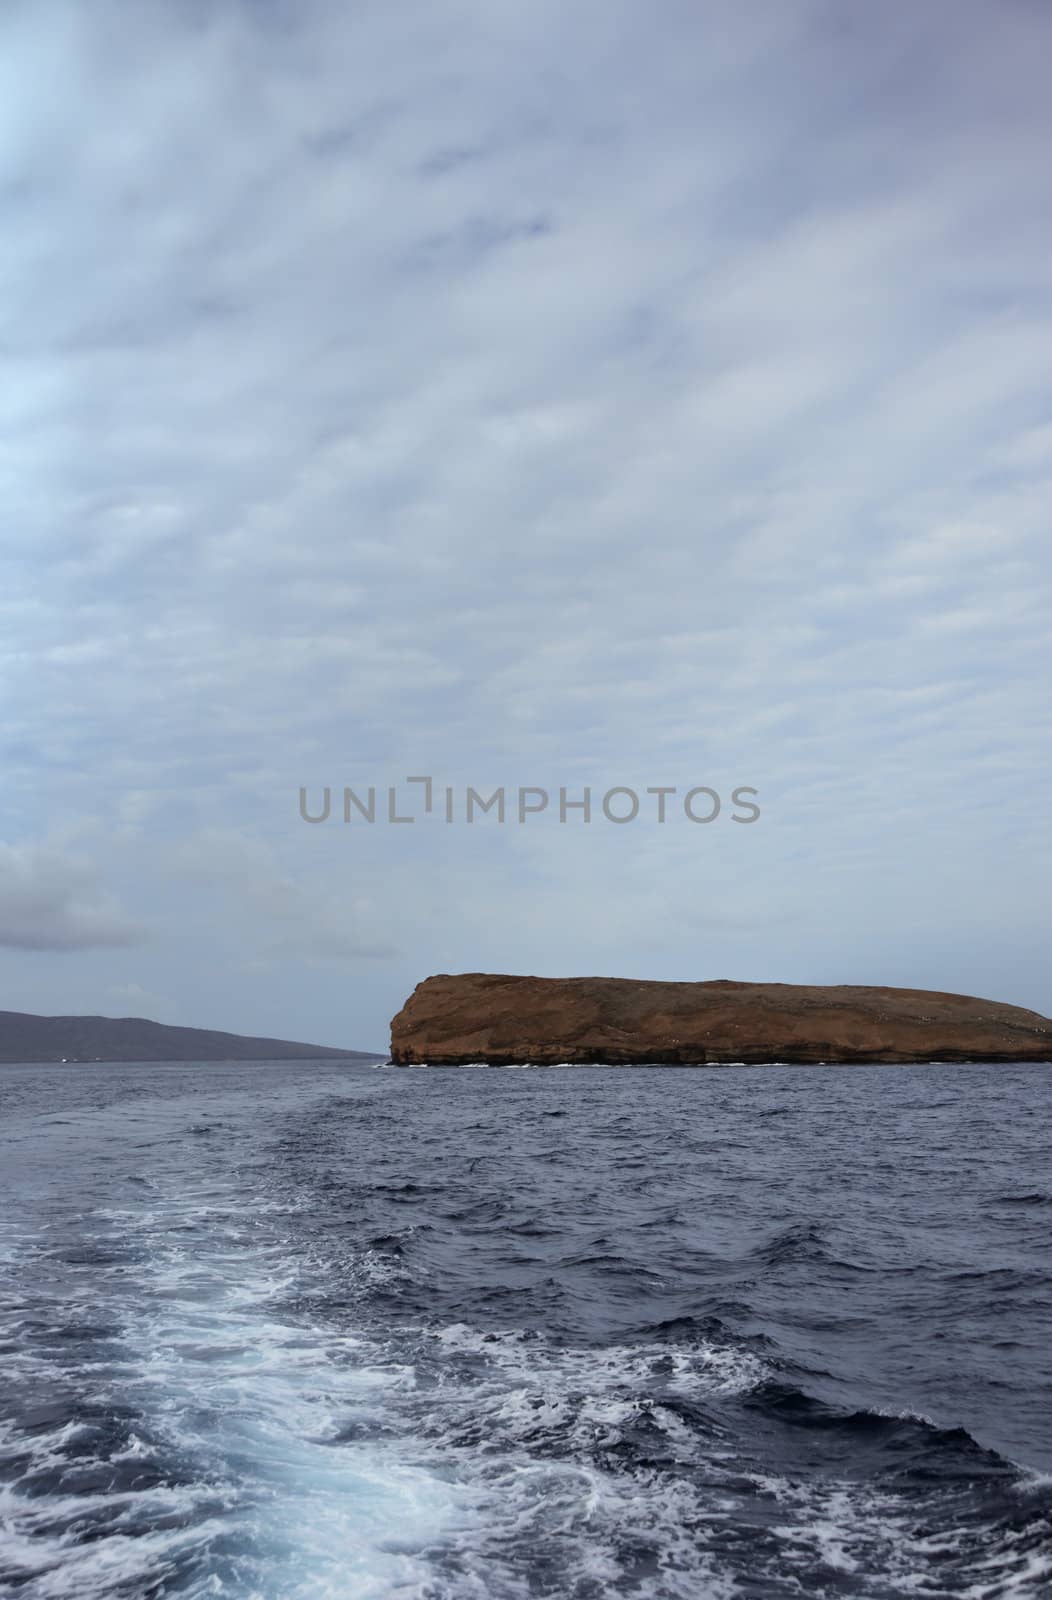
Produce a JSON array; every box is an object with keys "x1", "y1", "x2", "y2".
[{"x1": 2, "y1": 0, "x2": 1050, "y2": 1051}]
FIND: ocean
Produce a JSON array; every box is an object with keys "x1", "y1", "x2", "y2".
[{"x1": 0, "y1": 1058, "x2": 1049, "y2": 1598}]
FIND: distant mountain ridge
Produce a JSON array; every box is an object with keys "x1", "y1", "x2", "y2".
[{"x1": 0, "y1": 1010, "x2": 380, "y2": 1064}]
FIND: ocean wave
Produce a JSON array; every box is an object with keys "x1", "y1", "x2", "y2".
[{"x1": 3, "y1": 1057, "x2": 1052, "y2": 1598}]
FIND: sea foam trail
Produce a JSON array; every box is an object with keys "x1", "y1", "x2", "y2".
[
  {"x1": 13, "y1": 1179, "x2": 1049, "y2": 1600},
  {"x1": 2, "y1": 1059, "x2": 1052, "y2": 1598},
  {"x1": 0, "y1": 1186, "x2": 463, "y2": 1600},
  {"x1": 0, "y1": 1180, "x2": 761, "y2": 1599}
]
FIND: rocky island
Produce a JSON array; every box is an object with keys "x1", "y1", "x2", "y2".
[{"x1": 389, "y1": 973, "x2": 1052, "y2": 1066}]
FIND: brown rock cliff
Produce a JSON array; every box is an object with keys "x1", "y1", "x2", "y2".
[{"x1": 389, "y1": 973, "x2": 1052, "y2": 1066}]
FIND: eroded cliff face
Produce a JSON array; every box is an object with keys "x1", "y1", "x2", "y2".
[{"x1": 389, "y1": 973, "x2": 1052, "y2": 1066}]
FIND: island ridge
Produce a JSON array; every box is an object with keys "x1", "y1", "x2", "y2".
[{"x1": 389, "y1": 973, "x2": 1052, "y2": 1066}]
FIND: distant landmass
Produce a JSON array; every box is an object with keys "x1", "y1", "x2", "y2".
[
  {"x1": 390, "y1": 973, "x2": 1052, "y2": 1065},
  {"x1": 0, "y1": 1010, "x2": 381, "y2": 1064}
]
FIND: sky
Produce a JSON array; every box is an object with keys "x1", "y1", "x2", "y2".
[{"x1": 2, "y1": 0, "x2": 1050, "y2": 1052}]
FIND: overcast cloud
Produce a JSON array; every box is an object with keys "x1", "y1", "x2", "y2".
[
  {"x1": 0, "y1": 839, "x2": 144, "y2": 952},
  {"x1": 2, "y1": 0, "x2": 1050, "y2": 1048}
]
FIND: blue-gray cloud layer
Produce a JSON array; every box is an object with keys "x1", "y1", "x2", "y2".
[{"x1": 2, "y1": 0, "x2": 1050, "y2": 1045}]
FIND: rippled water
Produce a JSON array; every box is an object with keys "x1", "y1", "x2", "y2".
[{"x1": 0, "y1": 1058, "x2": 1050, "y2": 1598}]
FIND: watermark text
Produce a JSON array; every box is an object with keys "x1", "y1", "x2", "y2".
[{"x1": 298, "y1": 780, "x2": 761, "y2": 826}]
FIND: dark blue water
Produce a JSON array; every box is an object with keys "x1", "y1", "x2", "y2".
[{"x1": 1, "y1": 1060, "x2": 1050, "y2": 1598}]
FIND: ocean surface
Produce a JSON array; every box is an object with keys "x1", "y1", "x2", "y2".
[{"x1": 0, "y1": 1059, "x2": 1050, "y2": 1599}]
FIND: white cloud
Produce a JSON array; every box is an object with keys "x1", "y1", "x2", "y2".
[
  {"x1": 0, "y1": 0, "x2": 1050, "y2": 1032},
  {"x1": 175, "y1": 828, "x2": 398, "y2": 965},
  {"x1": 0, "y1": 840, "x2": 145, "y2": 951}
]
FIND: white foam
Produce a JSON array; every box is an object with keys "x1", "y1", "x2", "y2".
[
  {"x1": 750, "y1": 1470, "x2": 1052, "y2": 1599},
  {"x1": 4, "y1": 1170, "x2": 1050, "y2": 1599},
  {"x1": 0, "y1": 1194, "x2": 463, "y2": 1600}
]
